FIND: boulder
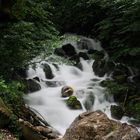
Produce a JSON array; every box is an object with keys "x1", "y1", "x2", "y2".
[
  {"x1": 43, "y1": 63, "x2": 54, "y2": 79},
  {"x1": 66, "y1": 96, "x2": 82, "y2": 110},
  {"x1": 61, "y1": 86, "x2": 74, "y2": 97},
  {"x1": 60, "y1": 111, "x2": 140, "y2": 140},
  {"x1": 62, "y1": 43, "x2": 76, "y2": 57},
  {"x1": 110, "y1": 105, "x2": 124, "y2": 120},
  {"x1": 25, "y1": 79, "x2": 41, "y2": 93}
]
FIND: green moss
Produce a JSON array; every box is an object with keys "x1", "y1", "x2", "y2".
[{"x1": 66, "y1": 96, "x2": 82, "y2": 110}]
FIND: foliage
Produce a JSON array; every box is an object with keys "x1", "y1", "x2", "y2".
[
  {"x1": 0, "y1": 79, "x2": 23, "y2": 138},
  {"x1": 101, "y1": 79, "x2": 140, "y2": 121},
  {"x1": 52, "y1": 0, "x2": 140, "y2": 69},
  {"x1": 52, "y1": 0, "x2": 105, "y2": 34},
  {"x1": 0, "y1": 79, "x2": 23, "y2": 109},
  {"x1": 126, "y1": 101, "x2": 140, "y2": 121},
  {"x1": 96, "y1": 0, "x2": 140, "y2": 66},
  {"x1": 0, "y1": 0, "x2": 59, "y2": 79},
  {"x1": 101, "y1": 80, "x2": 128, "y2": 102}
]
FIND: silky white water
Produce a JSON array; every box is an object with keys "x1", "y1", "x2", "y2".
[
  {"x1": 24, "y1": 58, "x2": 116, "y2": 135},
  {"x1": 24, "y1": 35, "x2": 140, "y2": 135}
]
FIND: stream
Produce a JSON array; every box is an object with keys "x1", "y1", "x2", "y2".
[{"x1": 24, "y1": 35, "x2": 139, "y2": 135}]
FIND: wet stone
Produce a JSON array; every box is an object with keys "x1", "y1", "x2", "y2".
[
  {"x1": 43, "y1": 63, "x2": 54, "y2": 79},
  {"x1": 66, "y1": 96, "x2": 82, "y2": 110},
  {"x1": 25, "y1": 79, "x2": 41, "y2": 93},
  {"x1": 61, "y1": 86, "x2": 74, "y2": 97}
]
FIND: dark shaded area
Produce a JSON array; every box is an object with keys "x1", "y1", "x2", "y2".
[{"x1": 51, "y1": 0, "x2": 140, "y2": 70}]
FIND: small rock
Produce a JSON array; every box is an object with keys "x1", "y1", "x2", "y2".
[
  {"x1": 66, "y1": 96, "x2": 82, "y2": 110},
  {"x1": 33, "y1": 76, "x2": 40, "y2": 82},
  {"x1": 61, "y1": 86, "x2": 74, "y2": 97}
]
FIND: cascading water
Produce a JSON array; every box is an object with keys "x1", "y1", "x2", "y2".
[
  {"x1": 24, "y1": 35, "x2": 139, "y2": 136},
  {"x1": 24, "y1": 58, "x2": 115, "y2": 135}
]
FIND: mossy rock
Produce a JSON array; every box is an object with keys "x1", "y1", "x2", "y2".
[
  {"x1": 66, "y1": 96, "x2": 82, "y2": 110},
  {"x1": 110, "y1": 105, "x2": 124, "y2": 120}
]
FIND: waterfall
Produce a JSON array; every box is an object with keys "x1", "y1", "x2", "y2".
[
  {"x1": 24, "y1": 58, "x2": 115, "y2": 135},
  {"x1": 24, "y1": 35, "x2": 139, "y2": 135}
]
